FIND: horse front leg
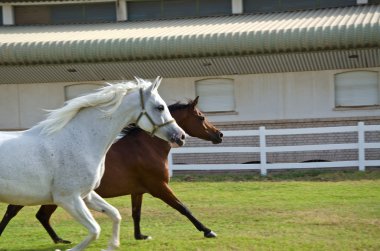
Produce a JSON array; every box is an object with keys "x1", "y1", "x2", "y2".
[
  {"x1": 150, "y1": 183, "x2": 217, "y2": 238},
  {"x1": 131, "y1": 194, "x2": 151, "y2": 240},
  {"x1": 83, "y1": 191, "x2": 121, "y2": 251},
  {"x1": 0, "y1": 204, "x2": 24, "y2": 236},
  {"x1": 54, "y1": 195, "x2": 101, "y2": 251},
  {"x1": 36, "y1": 205, "x2": 71, "y2": 244}
]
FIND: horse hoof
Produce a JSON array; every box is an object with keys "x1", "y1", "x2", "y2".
[
  {"x1": 55, "y1": 238, "x2": 71, "y2": 244},
  {"x1": 101, "y1": 246, "x2": 118, "y2": 251},
  {"x1": 204, "y1": 231, "x2": 217, "y2": 238},
  {"x1": 136, "y1": 234, "x2": 152, "y2": 240},
  {"x1": 141, "y1": 235, "x2": 152, "y2": 240}
]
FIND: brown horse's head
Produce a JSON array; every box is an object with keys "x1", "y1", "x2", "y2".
[{"x1": 169, "y1": 97, "x2": 223, "y2": 144}]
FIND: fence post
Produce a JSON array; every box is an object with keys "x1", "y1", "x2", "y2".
[
  {"x1": 168, "y1": 152, "x2": 174, "y2": 177},
  {"x1": 358, "y1": 122, "x2": 365, "y2": 172},
  {"x1": 259, "y1": 126, "x2": 267, "y2": 176}
]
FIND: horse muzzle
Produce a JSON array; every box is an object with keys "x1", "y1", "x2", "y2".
[
  {"x1": 170, "y1": 133, "x2": 186, "y2": 147},
  {"x1": 212, "y1": 131, "x2": 223, "y2": 144}
]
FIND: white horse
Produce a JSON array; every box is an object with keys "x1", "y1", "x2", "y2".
[{"x1": 0, "y1": 77, "x2": 185, "y2": 251}]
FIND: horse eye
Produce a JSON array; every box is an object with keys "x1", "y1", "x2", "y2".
[
  {"x1": 199, "y1": 116, "x2": 205, "y2": 121},
  {"x1": 157, "y1": 105, "x2": 165, "y2": 111}
]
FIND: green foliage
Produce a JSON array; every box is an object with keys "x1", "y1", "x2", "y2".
[{"x1": 0, "y1": 170, "x2": 380, "y2": 250}]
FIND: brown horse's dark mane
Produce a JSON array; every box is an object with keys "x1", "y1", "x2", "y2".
[{"x1": 121, "y1": 101, "x2": 192, "y2": 136}]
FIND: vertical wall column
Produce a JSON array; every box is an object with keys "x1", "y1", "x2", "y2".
[
  {"x1": 3, "y1": 4, "x2": 14, "y2": 25},
  {"x1": 232, "y1": 0, "x2": 243, "y2": 14},
  {"x1": 116, "y1": 0, "x2": 127, "y2": 21}
]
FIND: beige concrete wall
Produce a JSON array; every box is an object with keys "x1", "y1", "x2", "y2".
[
  {"x1": 0, "y1": 82, "x2": 66, "y2": 129},
  {"x1": 18, "y1": 83, "x2": 65, "y2": 128},
  {"x1": 159, "y1": 67, "x2": 380, "y2": 123},
  {"x1": 0, "y1": 67, "x2": 379, "y2": 130},
  {"x1": 0, "y1": 84, "x2": 19, "y2": 129}
]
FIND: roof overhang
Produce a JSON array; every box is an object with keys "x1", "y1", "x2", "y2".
[{"x1": 0, "y1": 48, "x2": 378, "y2": 84}]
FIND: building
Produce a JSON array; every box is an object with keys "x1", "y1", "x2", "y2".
[{"x1": 1, "y1": 0, "x2": 379, "y2": 165}]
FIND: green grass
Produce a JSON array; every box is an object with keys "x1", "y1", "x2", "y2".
[{"x1": 0, "y1": 170, "x2": 380, "y2": 251}]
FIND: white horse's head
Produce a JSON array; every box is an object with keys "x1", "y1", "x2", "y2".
[{"x1": 134, "y1": 77, "x2": 186, "y2": 146}]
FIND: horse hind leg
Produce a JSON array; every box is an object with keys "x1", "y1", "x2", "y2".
[
  {"x1": 36, "y1": 205, "x2": 71, "y2": 244},
  {"x1": 150, "y1": 183, "x2": 217, "y2": 238},
  {"x1": 0, "y1": 205, "x2": 24, "y2": 236},
  {"x1": 84, "y1": 191, "x2": 121, "y2": 251},
  {"x1": 54, "y1": 195, "x2": 101, "y2": 251},
  {"x1": 131, "y1": 194, "x2": 151, "y2": 240}
]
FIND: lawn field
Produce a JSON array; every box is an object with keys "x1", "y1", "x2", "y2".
[{"x1": 0, "y1": 170, "x2": 379, "y2": 251}]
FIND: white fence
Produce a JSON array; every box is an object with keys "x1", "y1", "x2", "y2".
[{"x1": 168, "y1": 122, "x2": 380, "y2": 176}]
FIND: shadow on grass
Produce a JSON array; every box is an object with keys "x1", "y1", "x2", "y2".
[{"x1": 172, "y1": 168, "x2": 380, "y2": 182}]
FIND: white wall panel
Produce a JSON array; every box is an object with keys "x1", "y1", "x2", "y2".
[
  {"x1": 0, "y1": 84, "x2": 19, "y2": 129},
  {"x1": 18, "y1": 83, "x2": 65, "y2": 128}
]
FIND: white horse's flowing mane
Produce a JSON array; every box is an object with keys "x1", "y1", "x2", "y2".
[{"x1": 37, "y1": 80, "x2": 149, "y2": 135}]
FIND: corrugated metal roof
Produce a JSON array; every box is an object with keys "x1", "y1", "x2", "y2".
[
  {"x1": 0, "y1": 48, "x2": 378, "y2": 84},
  {"x1": 0, "y1": 4, "x2": 379, "y2": 66}
]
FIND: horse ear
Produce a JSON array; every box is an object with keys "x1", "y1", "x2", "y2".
[
  {"x1": 152, "y1": 76, "x2": 162, "y2": 91},
  {"x1": 145, "y1": 76, "x2": 162, "y2": 94},
  {"x1": 191, "y1": 96, "x2": 199, "y2": 107},
  {"x1": 134, "y1": 76, "x2": 144, "y2": 86}
]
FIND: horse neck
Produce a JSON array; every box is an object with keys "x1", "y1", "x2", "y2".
[
  {"x1": 171, "y1": 108, "x2": 190, "y2": 134},
  {"x1": 117, "y1": 128, "x2": 172, "y2": 158},
  {"x1": 151, "y1": 134, "x2": 172, "y2": 154},
  {"x1": 54, "y1": 91, "x2": 140, "y2": 157}
]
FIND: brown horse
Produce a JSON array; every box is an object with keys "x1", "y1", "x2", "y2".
[{"x1": 0, "y1": 97, "x2": 223, "y2": 243}]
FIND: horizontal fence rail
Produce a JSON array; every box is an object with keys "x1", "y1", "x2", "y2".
[{"x1": 168, "y1": 122, "x2": 380, "y2": 176}]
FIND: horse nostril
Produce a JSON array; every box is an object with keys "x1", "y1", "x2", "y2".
[
  {"x1": 181, "y1": 134, "x2": 185, "y2": 140},
  {"x1": 219, "y1": 132, "x2": 223, "y2": 138}
]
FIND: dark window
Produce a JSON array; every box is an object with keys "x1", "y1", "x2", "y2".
[
  {"x1": 0, "y1": 7, "x2": 3, "y2": 25},
  {"x1": 51, "y1": 3, "x2": 116, "y2": 24},
  {"x1": 281, "y1": 0, "x2": 316, "y2": 11},
  {"x1": 127, "y1": 0, "x2": 231, "y2": 21},
  {"x1": 51, "y1": 4, "x2": 84, "y2": 24},
  {"x1": 15, "y1": 6, "x2": 51, "y2": 25},
  {"x1": 14, "y1": 3, "x2": 116, "y2": 25},
  {"x1": 86, "y1": 3, "x2": 116, "y2": 22},
  {"x1": 317, "y1": 0, "x2": 356, "y2": 8},
  {"x1": 199, "y1": 0, "x2": 231, "y2": 16},
  {"x1": 163, "y1": 0, "x2": 197, "y2": 18},
  {"x1": 244, "y1": 0, "x2": 282, "y2": 13},
  {"x1": 128, "y1": 1, "x2": 162, "y2": 20},
  {"x1": 244, "y1": 0, "x2": 357, "y2": 14}
]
